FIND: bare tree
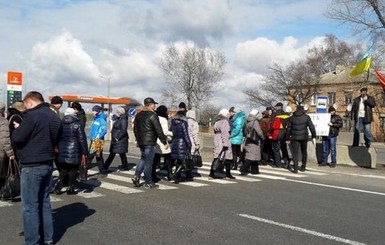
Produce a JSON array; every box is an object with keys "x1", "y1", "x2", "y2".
[
  {"x1": 326, "y1": 0, "x2": 385, "y2": 37},
  {"x1": 244, "y1": 35, "x2": 359, "y2": 107},
  {"x1": 326, "y1": 0, "x2": 385, "y2": 65},
  {"x1": 158, "y1": 43, "x2": 226, "y2": 109}
]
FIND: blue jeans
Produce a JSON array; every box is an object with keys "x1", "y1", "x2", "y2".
[
  {"x1": 135, "y1": 145, "x2": 155, "y2": 183},
  {"x1": 21, "y1": 164, "x2": 54, "y2": 245},
  {"x1": 353, "y1": 117, "x2": 372, "y2": 146},
  {"x1": 322, "y1": 136, "x2": 337, "y2": 165}
]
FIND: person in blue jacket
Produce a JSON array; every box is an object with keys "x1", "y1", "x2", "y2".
[
  {"x1": 87, "y1": 105, "x2": 107, "y2": 176},
  {"x1": 229, "y1": 107, "x2": 246, "y2": 170}
]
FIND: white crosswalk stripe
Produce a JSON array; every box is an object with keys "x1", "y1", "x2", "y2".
[{"x1": 0, "y1": 160, "x2": 333, "y2": 208}]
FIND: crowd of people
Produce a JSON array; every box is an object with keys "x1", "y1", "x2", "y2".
[{"x1": 0, "y1": 88, "x2": 375, "y2": 245}]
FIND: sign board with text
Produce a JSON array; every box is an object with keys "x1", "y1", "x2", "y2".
[
  {"x1": 308, "y1": 113, "x2": 331, "y2": 136},
  {"x1": 7, "y1": 71, "x2": 23, "y2": 108}
]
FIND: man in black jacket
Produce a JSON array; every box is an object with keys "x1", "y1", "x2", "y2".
[
  {"x1": 287, "y1": 105, "x2": 316, "y2": 173},
  {"x1": 351, "y1": 87, "x2": 376, "y2": 148},
  {"x1": 12, "y1": 91, "x2": 61, "y2": 245},
  {"x1": 132, "y1": 97, "x2": 168, "y2": 189},
  {"x1": 320, "y1": 106, "x2": 343, "y2": 167}
]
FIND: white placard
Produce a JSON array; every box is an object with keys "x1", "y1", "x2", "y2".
[{"x1": 308, "y1": 113, "x2": 331, "y2": 136}]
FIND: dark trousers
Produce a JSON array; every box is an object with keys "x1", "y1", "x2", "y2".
[
  {"x1": 173, "y1": 158, "x2": 193, "y2": 180},
  {"x1": 261, "y1": 138, "x2": 272, "y2": 164},
  {"x1": 272, "y1": 139, "x2": 289, "y2": 167},
  {"x1": 58, "y1": 164, "x2": 78, "y2": 188},
  {"x1": 87, "y1": 153, "x2": 105, "y2": 173},
  {"x1": 104, "y1": 153, "x2": 128, "y2": 170},
  {"x1": 153, "y1": 153, "x2": 172, "y2": 180},
  {"x1": 232, "y1": 144, "x2": 242, "y2": 164},
  {"x1": 291, "y1": 140, "x2": 308, "y2": 170},
  {"x1": 240, "y1": 159, "x2": 259, "y2": 174}
]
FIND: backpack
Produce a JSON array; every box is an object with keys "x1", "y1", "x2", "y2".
[
  {"x1": 243, "y1": 120, "x2": 259, "y2": 142},
  {"x1": 268, "y1": 114, "x2": 289, "y2": 141}
]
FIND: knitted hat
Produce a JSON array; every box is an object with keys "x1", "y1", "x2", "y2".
[
  {"x1": 51, "y1": 96, "x2": 63, "y2": 105},
  {"x1": 156, "y1": 105, "x2": 168, "y2": 119},
  {"x1": 92, "y1": 105, "x2": 102, "y2": 113},
  {"x1": 178, "y1": 102, "x2": 187, "y2": 110},
  {"x1": 116, "y1": 107, "x2": 126, "y2": 115},
  {"x1": 218, "y1": 108, "x2": 229, "y2": 117},
  {"x1": 64, "y1": 108, "x2": 76, "y2": 116},
  {"x1": 249, "y1": 109, "x2": 259, "y2": 116}
]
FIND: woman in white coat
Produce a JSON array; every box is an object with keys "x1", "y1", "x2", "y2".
[{"x1": 152, "y1": 105, "x2": 173, "y2": 181}]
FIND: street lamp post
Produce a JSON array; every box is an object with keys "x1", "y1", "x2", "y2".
[{"x1": 99, "y1": 75, "x2": 112, "y2": 117}]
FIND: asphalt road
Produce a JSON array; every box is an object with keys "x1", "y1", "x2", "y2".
[{"x1": 2, "y1": 150, "x2": 385, "y2": 245}]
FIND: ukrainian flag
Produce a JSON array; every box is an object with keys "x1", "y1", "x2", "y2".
[{"x1": 349, "y1": 56, "x2": 372, "y2": 77}]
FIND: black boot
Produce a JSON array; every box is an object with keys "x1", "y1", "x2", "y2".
[
  {"x1": 185, "y1": 170, "x2": 194, "y2": 181},
  {"x1": 250, "y1": 161, "x2": 260, "y2": 175},
  {"x1": 53, "y1": 180, "x2": 64, "y2": 195},
  {"x1": 66, "y1": 185, "x2": 78, "y2": 195},
  {"x1": 225, "y1": 162, "x2": 235, "y2": 179}
]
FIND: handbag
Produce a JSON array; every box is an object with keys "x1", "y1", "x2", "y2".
[
  {"x1": 0, "y1": 159, "x2": 21, "y2": 200},
  {"x1": 183, "y1": 152, "x2": 194, "y2": 171},
  {"x1": 192, "y1": 150, "x2": 203, "y2": 167},
  {"x1": 213, "y1": 150, "x2": 225, "y2": 171}
]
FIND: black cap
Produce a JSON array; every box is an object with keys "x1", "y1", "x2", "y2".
[
  {"x1": 328, "y1": 106, "x2": 336, "y2": 113},
  {"x1": 51, "y1": 96, "x2": 63, "y2": 105},
  {"x1": 144, "y1": 97, "x2": 158, "y2": 105},
  {"x1": 229, "y1": 107, "x2": 235, "y2": 113},
  {"x1": 275, "y1": 102, "x2": 283, "y2": 107}
]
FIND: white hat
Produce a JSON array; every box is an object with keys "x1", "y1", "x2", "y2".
[
  {"x1": 218, "y1": 108, "x2": 229, "y2": 117},
  {"x1": 116, "y1": 107, "x2": 126, "y2": 115},
  {"x1": 64, "y1": 108, "x2": 76, "y2": 116},
  {"x1": 249, "y1": 109, "x2": 259, "y2": 116}
]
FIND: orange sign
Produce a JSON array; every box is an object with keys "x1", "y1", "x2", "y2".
[{"x1": 7, "y1": 72, "x2": 23, "y2": 85}]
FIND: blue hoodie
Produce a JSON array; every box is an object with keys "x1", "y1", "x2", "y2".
[
  {"x1": 230, "y1": 111, "x2": 246, "y2": 145},
  {"x1": 88, "y1": 112, "x2": 107, "y2": 141}
]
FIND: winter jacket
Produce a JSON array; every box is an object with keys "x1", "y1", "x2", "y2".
[
  {"x1": 351, "y1": 95, "x2": 376, "y2": 123},
  {"x1": 259, "y1": 114, "x2": 271, "y2": 137},
  {"x1": 244, "y1": 114, "x2": 264, "y2": 161},
  {"x1": 328, "y1": 114, "x2": 343, "y2": 137},
  {"x1": 109, "y1": 114, "x2": 129, "y2": 154},
  {"x1": 269, "y1": 109, "x2": 290, "y2": 141},
  {"x1": 155, "y1": 116, "x2": 172, "y2": 154},
  {"x1": 0, "y1": 118, "x2": 14, "y2": 161},
  {"x1": 7, "y1": 107, "x2": 23, "y2": 136},
  {"x1": 171, "y1": 113, "x2": 191, "y2": 160},
  {"x1": 230, "y1": 111, "x2": 246, "y2": 145},
  {"x1": 57, "y1": 115, "x2": 88, "y2": 165},
  {"x1": 76, "y1": 109, "x2": 87, "y2": 130},
  {"x1": 134, "y1": 107, "x2": 167, "y2": 146},
  {"x1": 186, "y1": 110, "x2": 200, "y2": 153},
  {"x1": 287, "y1": 108, "x2": 316, "y2": 141},
  {"x1": 88, "y1": 112, "x2": 107, "y2": 141},
  {"x1": 213, "y1": 115, "x2": 233, "y2": 160},
  {"x1": 12, "y1": 103, "x2": 61, "y2": 166}
]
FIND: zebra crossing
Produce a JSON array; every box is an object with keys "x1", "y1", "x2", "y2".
[{"x1": 0, "y1": 162, "x2": 328, "y2": 208}]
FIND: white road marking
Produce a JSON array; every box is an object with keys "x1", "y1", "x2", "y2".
[
  {"x1": 283, "y1": 178, "x2": 385, "y2": 196},
  {"x1": 178, "y1": 182, "x2": 209, "y2": 187},
  {"x1": 194, "y1": 177, "x2": 236, "y2": 184},
  {"x1": 50, "y1": 196, "x2": 63, "y2": 202},
  {"x1": 76, "y1": 191, "x2": 106, "y2": 199},
  {"x1": 238, "y1": 214, "x2": 366, "y2": 245},
  {"x1": 198, "y1": 169, "x2": 261, "y2": 182},
  {"x1": 87, "y1": 180, "x2": 144, "y2": 194},
  {"x1": 0, "y1": 201, "x2": 13, "y2": 207}
]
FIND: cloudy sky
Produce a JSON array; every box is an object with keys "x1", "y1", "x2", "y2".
[{"x1": 0, "y1": 0, "x2": 351, "y2": 112}]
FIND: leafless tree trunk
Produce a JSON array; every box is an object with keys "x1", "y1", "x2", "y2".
[{"x1": 158, "y1": 43, "x2": 226, "y2": 109}]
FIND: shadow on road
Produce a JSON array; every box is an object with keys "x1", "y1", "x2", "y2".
[{"x1": 52, "y1": 202, "x2": 96, "y2": 243}]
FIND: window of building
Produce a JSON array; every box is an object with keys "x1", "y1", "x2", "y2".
[
  {"x1": 311, "y1": 93, "x2": 318, "y2": 106},
  {"x1": 327, "y1": 92, "x2": 336, "y2": 106},
  {"x1": 344, "y1": 91, "x2": 352, "y2": 105},
  {"x1": 380, "y1": 117, "x2": 385, "y2": 129}
]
